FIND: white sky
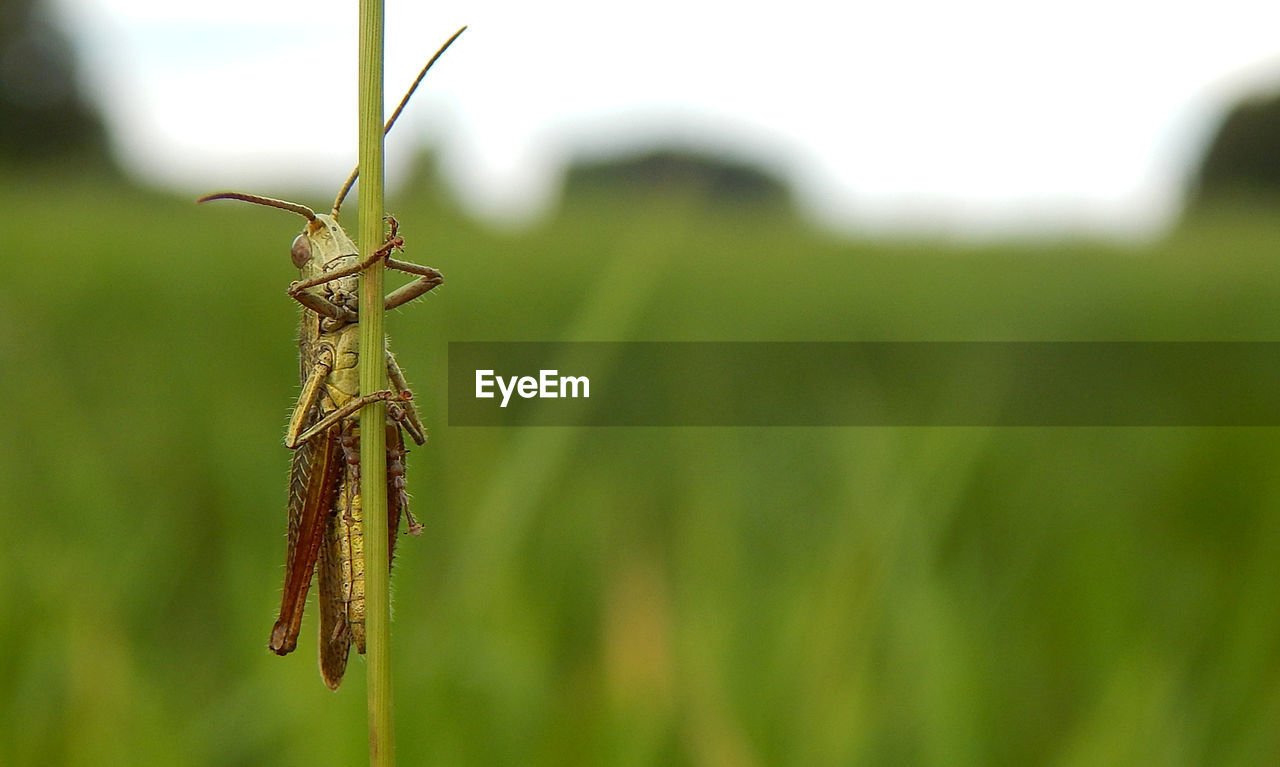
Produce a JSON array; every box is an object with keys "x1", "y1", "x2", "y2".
[{"x1": 52, "y1": 0, "x2": 1280, "y2": 237}]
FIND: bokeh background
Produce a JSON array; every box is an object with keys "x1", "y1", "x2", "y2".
[{"x1": 5, "y1": 1, "x2": 1280, "y2": 764}]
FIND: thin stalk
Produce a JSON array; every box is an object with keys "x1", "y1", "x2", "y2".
[{"x1": 356, "y1": 2, "x2": 394, "y2": 766}]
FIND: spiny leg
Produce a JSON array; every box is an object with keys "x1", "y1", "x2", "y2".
[
  {"x1": 385, "y1": 350, "x2": 427, "y2": 445},
  {"x1": 386, "y1": 423, "x2": 422, "y2": 537},
  {"x1": 289, "y1": 289, "x2": 356, "y2": 324},
  {"x1": 285, "y1": 347, "x2": 334, "y2": 449},
  {"x1": 291, "y1": 389, "x2": 412, "y2": 447},
  {"x1": 380, "y1": 210, "x2": 443, "y2": 310},
  {"x1": 317, "y1": 426, "x2": 353, "y2": 688},
  {"x1": 331, "y1": 425, "x2": 368, "y2": 658},
  {"x1": 383, "y1": 256, "x2": 443, "y2": 311}
]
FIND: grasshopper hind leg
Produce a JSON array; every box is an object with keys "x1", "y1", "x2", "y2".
[
  {"x1": 315, "y1": 417, "x2": 423, "y2": 690},
  {"x1": 317, "y1": 518, "x2": 353, "y2": 689},
  {"x1": 385, "y1": 350, "x2": 426, "y2": 445},
  {"x1": 317, "y1": 424, "x2": 360, "y2": 689},
  {"x1": 386, "y1": 423, "x2": 422, "y2": 540}
]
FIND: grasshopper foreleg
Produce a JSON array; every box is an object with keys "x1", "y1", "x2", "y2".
[
  {"x1": 381, "y1": 217, "x2": 444, "y2": 309},
  {"x1": 290, "y1": 290, "x2": 357, "y2": 325},
  {"x1": 378, "y1": 216, "x2": 444, "y2": 309},
  {"x1": 383, "y1": 257, "x2": 444, "y2": 311}
]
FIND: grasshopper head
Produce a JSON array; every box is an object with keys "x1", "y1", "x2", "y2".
[{"x1": 291, "y1": 213, "x2": 358, "y2": 277}]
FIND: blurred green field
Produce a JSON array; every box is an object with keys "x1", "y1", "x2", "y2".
[{"x1": 2, "y1": 172, "x2": 1280, "y2": 766}]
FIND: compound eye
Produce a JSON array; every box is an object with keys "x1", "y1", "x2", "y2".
[{"x1": 290, "y1": 234, "x2": 311, "y2": 268}]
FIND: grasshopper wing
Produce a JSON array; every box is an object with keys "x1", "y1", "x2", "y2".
[{"x1": 270, "y1": 426, "x2": 342, "y2": 656}]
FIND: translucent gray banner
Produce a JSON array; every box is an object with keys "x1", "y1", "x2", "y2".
[{"x1": 447, "y1": 342, "x2": 1280, "y2": 426}]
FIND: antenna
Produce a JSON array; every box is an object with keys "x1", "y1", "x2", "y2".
[
  {"x1": 331, "y1": 25, "x2": 468, "y2": 217},
  {"x1": 197, "y1": 192, "x2": 318, "y2": 222}
]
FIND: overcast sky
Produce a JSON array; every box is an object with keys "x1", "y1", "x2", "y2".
[{"x1": 51, "y1": 0, "x2": 1280, "y2": 237}]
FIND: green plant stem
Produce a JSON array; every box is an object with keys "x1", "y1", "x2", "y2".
[{"x1": 356, "y1": 1, "x2": 394, "y2": 766}]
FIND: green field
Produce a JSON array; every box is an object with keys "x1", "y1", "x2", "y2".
[{"x1": 3, "y1": 172, "x2": 1280, "y2": 765}]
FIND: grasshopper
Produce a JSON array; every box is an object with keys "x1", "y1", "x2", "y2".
[{"x1": 199, "y1": 27, "x2": 465, "y2": 689}]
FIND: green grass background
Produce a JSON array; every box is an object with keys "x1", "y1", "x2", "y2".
[{"x1": 2, "y1": 171, "x2": 1279, "y2": 765}]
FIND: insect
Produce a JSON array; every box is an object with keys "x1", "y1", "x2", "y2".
[{"x1": 198, "y1": 27, "x2": 465, "y2": 689}]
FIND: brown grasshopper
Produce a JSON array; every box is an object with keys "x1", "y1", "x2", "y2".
[{"x1": 198, "y1": 27, "x2": 464, "y2": 689}]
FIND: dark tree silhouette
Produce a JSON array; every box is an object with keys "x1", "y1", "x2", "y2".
[
  {"x1": 0, "y1": 0, "x2": 109, "y2": 166},
  {"x1": 1191, "y1": 90, "x2": 1280, "y2": 204},
  {"x1": 563, "y1": 149, "x2": 793, "y2": 212}
]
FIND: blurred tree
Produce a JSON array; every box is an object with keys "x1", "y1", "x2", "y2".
[
  {"x1": 1190, "y1": 90, "x2": 1280, "y2": 204},
  {"x1": 562, "y1": 149, "x2": 793, "y2": 212},
  {"x1": 0, "y1": 0, "x2": 110, "y2": 167},
  {"x1": 397, "y1": 148, "x2": 453, "y2": 208}
]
